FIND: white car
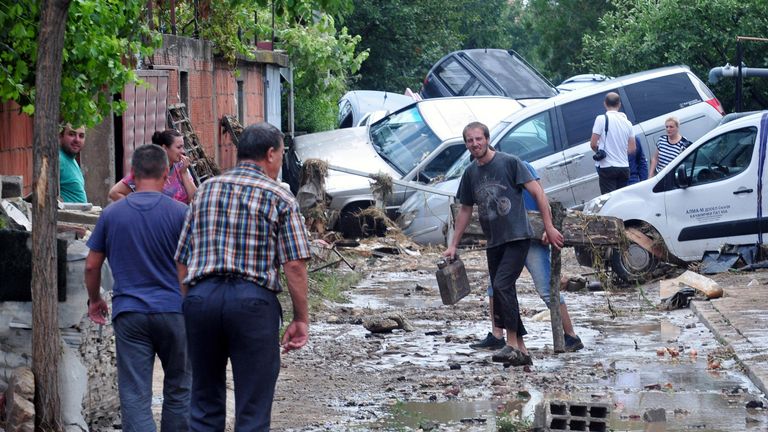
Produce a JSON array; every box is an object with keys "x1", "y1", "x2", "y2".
[
  {"x1": 285, "y1": 96, "x2": 525, "y2": 237},
  {"x1": 581, "y1": 111, "x2": 767, "y2": 282},
  {"x1": 397, "y1": 66, "x2": 725, "y2": 245}
]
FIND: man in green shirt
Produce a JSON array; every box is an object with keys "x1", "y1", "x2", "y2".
[{"x1": 59, "y1": 125, "x2": 88, "y2": 203}]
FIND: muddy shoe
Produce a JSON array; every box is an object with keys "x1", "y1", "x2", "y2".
[
  {"x1": 565, "y1": 334, "x2": 584, "y2": 352},
  {"x1": 470, "y1": 332, "x2": 505, "y2": 350},
  {"x1": 504, "y1": 352, "x2": 533, "y2": 368},
  {"x1": 491, "y1": 345, "x2": 525, "y2": 363}
]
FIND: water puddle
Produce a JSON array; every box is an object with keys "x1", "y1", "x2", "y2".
[{"x1": 383, "y1": 390, "x2": 768, "y2": 432}]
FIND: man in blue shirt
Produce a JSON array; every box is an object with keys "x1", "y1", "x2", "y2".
[{"x1": 84, "y1": 144, "x2": 191, "y2": 431}]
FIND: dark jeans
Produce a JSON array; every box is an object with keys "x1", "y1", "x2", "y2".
[
  {"x1": 597, "y1": 166, "x2": 630, "y2": 194},
  {"x1": 113, "y1": 312, "x2": 191, "y2": 432},
  {"x1": 486, "y1": 239, "x2": 530, "y2": 336},
  {"x1": 183, "y1": 276, "x2": 282, "y2": 432}
]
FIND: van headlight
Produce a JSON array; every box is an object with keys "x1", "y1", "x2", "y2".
[
  {"x1": 583, "y1": 194, "x2": 611, "y2": 214},
  {"x1": 398, "y1": 209, "x2": 417, "y2": 229}
]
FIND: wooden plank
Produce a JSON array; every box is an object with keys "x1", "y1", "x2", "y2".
[
  {"x1": 145, "y1": 76, "x2": 159, "y2": 136},
  {"x1": 450, "y1": 204, "x2": 625, "y2": 246},
  {"x1": 122, "y1": 82, "x2": 137, "y2": 175},
  {"x1": 156, "y1": 75, "x2": 168, "y2": 130}
]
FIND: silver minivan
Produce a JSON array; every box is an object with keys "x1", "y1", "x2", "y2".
[{"x1": 398, "y1": 66, "x2": 725, "y2": 245}]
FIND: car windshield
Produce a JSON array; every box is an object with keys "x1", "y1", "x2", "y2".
[
  {"x1": 369, "y1": 106, "x2": 442, "y2": 175},
  {"x1": 443, "y1": 121, "x2": 509, "y2": 179}
]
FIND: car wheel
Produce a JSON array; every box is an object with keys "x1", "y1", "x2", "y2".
[
  {"x1": 611, "y1": 241, "x2": 658, "y2": 283},
  {"x1": 338, "y1": 204, "x2": 386, "y2": 239}
]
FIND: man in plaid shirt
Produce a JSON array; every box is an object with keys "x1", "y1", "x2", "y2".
[{"x1": 175, "y1": 122, "x2": 311, "y2": 431}]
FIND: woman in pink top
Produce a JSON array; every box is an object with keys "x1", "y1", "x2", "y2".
[{"x1": 109, "y1": 130, "x2": 197, "y2": 204}]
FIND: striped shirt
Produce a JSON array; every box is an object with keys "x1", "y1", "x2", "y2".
[
  {"x1": 175, "y1": 162, "x2": 311, "y2": 292},
  {"x1": 655, "y1": 135, "x2": 692, "y2": 173}
]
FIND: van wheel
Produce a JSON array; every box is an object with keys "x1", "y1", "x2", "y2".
[
  {"x1": 338, "y1": 204, "x2": 386, "y2": 239},
  {"x1": 611, "y1": 241, "x2": 658, "y2": 283}
]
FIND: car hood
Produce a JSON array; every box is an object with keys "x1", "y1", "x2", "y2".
[{"x1": 293, "y1": 127, "x2": 399, "y2": 178}]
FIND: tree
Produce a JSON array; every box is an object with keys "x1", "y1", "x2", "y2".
[
  {"x1": 31, "y1": 1, "x2": 70, "y2": 430},
  {"x1": 580, "y1": 0, "x2": 768, "y2": 111},
  {"x1": 0, "y1": 0, "x2": 158, "y2": 128},
  {"x1": 517, "y1": 0, "x2": 614, "y2": 84},
  {"x1": 343, "y1": 0, "x2": 518, "y2": 93},
  {"x1": 179, "y1": 0, "x2": 367, "y2": 132}
]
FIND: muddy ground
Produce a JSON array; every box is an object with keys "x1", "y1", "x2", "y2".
[
  {"x1": 147, "y1": 239, "x2": 768, "y2": 431},
  {"x1": 266, "y1": 240, "x2": 768, "y2": 432}
]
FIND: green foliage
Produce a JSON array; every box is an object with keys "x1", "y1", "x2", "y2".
[
  {"x1": 0, "y1": 0, "x2": 160, "y2": 128},
  {"x1": 517, "y1": 0, "x2": 614, "y2": 84},
  {"x1": 496, "y1": 413, "x2": 533, "y2": 432},
  {"x1": 280, "y1": 14, "x2": 367, "y2": 132},
  {"x1": 580, "y1": 0, "x2": 768, "y2": 111},
  {"x1": 344, "y1": 0, "x2": 518, "y2": 92},
  {"x1": 175, "y1": 1, "x2": 366, "y2": 133}
]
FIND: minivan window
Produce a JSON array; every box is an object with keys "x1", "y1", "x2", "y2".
[
  {"x1": 677, "y1": 126, "x2": 756, "y2": 187},
  {"x1": 465, "y1": 50, "x2": 557, "y2": 99},
  {"x1": 559, "y1": 89, "x2": 620, "y2": 148},
  {"x1": 369, "y1": 106, "x2": 442, "y2": 175},
  {"x1": 496, "y1": 111, "x2": 556, "y2": 161},
  {"x1": 437, "y1": 59, "x2": 473, "y2": 95},
  {"x1": 624, "y1": 73, "x2": 702, "y2": 123}
]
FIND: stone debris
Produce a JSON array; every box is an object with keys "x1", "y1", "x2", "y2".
[
  {"x1": 643, "y1": 407, "x2": 667, "y2": 422},
  {"x1": 4, "y1": 367, "x2": 34, "y2": 432},
  {"x1": 363, "y1": 313, "x2": 414, "y2": 333}
]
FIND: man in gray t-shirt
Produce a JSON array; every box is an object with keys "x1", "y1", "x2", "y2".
[{"x1": 444, "y1": 121, "x2": 564, "y2": 367}]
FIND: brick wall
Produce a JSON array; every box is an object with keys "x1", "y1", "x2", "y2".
[{"x1": 0, "y1": 101, "x2": 33, "y2": 195}]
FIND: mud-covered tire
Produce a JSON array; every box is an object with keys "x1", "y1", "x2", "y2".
[
  {"x1": 338, "y1": 204, "x2": 386, "y2": 239},
  {"x1": 611, "y1": 241, "x2": 659, "y2": 283}
]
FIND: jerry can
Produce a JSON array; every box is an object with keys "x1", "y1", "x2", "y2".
[{"x1": 435, "y1": 256, "x2": 471, "y2": 305}]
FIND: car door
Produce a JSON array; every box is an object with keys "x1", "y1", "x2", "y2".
[
  {"x1": 557, "y1": 88, "x2": 621, "y2": 206},
  {"x1": 661, "y1": 125, "x2": 761, "y2": 260},
  {"x1": 493, "y1": 109, "x2": 574, "y2": 206}
]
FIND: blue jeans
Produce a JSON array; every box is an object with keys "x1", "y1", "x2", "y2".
[
  {"x1": 183, "y1": 276, "x2": 282, "y2": 432},
  {"x1": 487, "y1": 241, "x2": 565, "y2": 307},
  {"x1": 113, "y1": 312, "x2": 191, "y2": 432}
]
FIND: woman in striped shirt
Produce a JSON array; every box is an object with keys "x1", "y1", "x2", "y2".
[{"x1": 649, "y1": 116, "x2": 692, "y2": 177}]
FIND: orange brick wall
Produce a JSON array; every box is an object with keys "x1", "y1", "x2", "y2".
[{"x1": 0, "y1": 101, "x2": 34, "y2": 194}]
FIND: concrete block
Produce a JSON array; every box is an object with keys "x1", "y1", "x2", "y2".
[
  {"x1": 0, "y1": 176, "x2": 23, "y2": 198},
  {"x1": 535, "y1": 399, "x2": 610, "y2": 431}
]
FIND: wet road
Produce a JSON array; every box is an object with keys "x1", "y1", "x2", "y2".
[{"x1": 287, "y1": 254, "x2": 768, "y2": 431}]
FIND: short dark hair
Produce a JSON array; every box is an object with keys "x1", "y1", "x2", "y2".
[
  {"x1": 462, "y1": 121, "x2": 490, "y2": 143},
  {"x1": 237, "y1": 122, "x2": 284, "y2": 161},
  {"x1": 132, "y1": 144, "x2": 168, "y2": 180},
  {"x1": 605, "y1": 92, "x2": 621, "y2": 108},
  {"x1": 151, "y1": 129, "x2": 183, "y2": 148}
]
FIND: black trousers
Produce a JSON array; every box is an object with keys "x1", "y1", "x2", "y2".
[
  {"x1": 486, "y1": 239, "x2": 530, "y2": 337},
  {"x1": 598, "y1": 166, "x2": 630, "y2": 194}
]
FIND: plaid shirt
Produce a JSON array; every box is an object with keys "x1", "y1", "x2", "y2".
[{"x1": 175, "y1": 162, "x2": 311, "y2": 292}]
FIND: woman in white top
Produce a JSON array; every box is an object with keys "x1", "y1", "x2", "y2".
[{"x1": 649, "y1": 116, "x2": 692, "y2": 177}]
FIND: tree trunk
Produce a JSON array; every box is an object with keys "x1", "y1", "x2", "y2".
[
  {"x1": 549, "y1": 202, "x2": 565, "y2": 353},
  {"x1": 32, "y1": 1, "x2": 71, "y2": 430}
]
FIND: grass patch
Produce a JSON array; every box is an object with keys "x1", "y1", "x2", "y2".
[
  {"x1": 496, "y1": 413, "x2": 533, "y2": 432},
  {"x1": 308, "y1": 269, "x2": 362, "y2": 307}
]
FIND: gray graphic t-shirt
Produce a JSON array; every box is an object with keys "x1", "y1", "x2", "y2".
[{"x1": 457, "y1": 152, "x2": 534, "y2": 248}]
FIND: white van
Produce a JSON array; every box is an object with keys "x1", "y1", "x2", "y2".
[{"x1": 581, "y1": 111, "x2": 768, "y2": 282}]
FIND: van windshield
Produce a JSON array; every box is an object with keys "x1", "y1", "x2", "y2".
[{"x1": 369, "y1": 106, "x2": 442, "y2": 175}]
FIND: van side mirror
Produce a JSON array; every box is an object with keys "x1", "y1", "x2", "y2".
[{"x1": 675, "y1": 165, "x2": 690, "y2": 188}]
